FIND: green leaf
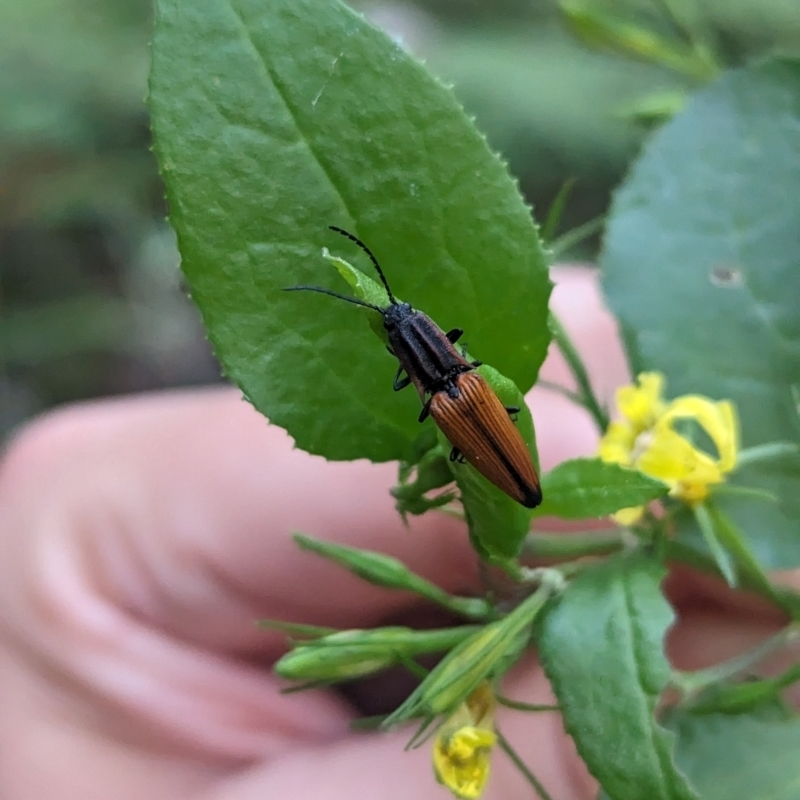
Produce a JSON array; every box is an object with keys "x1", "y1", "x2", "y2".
[
  {"x1": 534, "y1": 457, "x2": 668, "y2": 520},
  {"x1": 539, "y1": 554, "x2": 698, "y2": 800},
  {"x1": 601, "y1": 59, "x2": 800, "y2": 568},
  {"x1": 666, "y1": 710, "x2": 800, "y2": 800},
  {"x1": 149, "y1": 0, "x2": 550, "y2": 463}
]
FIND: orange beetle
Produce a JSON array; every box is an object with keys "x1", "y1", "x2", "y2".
[{"x1": 286, "y1": 227, "x2": 542, "y2": 509}]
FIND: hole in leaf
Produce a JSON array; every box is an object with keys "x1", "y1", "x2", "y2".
[{"x1": 709, "y1": 264, "x2": 744, "y2": 288}]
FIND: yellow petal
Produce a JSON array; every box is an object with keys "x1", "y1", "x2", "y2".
[
  {"x1": 433, "y1": 726, "x2": 497, "y2": 800},
  {"x1": 636, "y1": 426, "x2": 723, "y2": 505},
  {"x1": 716, "y1": 401, "x2": 739, "y2": 472},
  {"x1": 658, "y1": 396, "x2": 739, "y2": 474},
  {"x1": 616, "y1": 372, "x2": 666, "y2": 431},
  {"x1": 598, "y1": 421, "x2": 637, "y2": 466},
  {"x1": 612, "y1": 505, "x2": 646, "y2": 526}
]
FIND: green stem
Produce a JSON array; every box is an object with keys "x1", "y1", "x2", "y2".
[
  {"x1": 651, "y1": 0, "x2": 720, "y2": 79},
  {"x1": 541, "y1": 177, "x2": 577, "y2": 244},
  {"x1": 495, "y1": 694, "x2": 560, "y2": 713},
  {"x1": 516, "y1": 566, "x2": 570, "y2": 592},
  {"x1": 256, "y1": 619, "x2": 338, "y2": 638},
  {"x1": 736, "y1": 442, "x2": 799, "y2": 468},
  {"x1": 402, "y1": 657, "x2": 430, "y2": 681},
  {"x1": 405, "y1": 582, "x2": 493, "y2": 621},
  {"x1": 770, "y1": 661, "x2": 800, "y2": 693},
  {"x1": 664, "y1": 539, "x2": 800, "y2": 619},
  {"x1": 496, "y1": 730, "x2": 555, "y2": 800},
  {"x1": 522, "y1": 529, "x2": 625, "y2": 560},
  {"x1": 536, "y1": 380, "x2": 585, "y2": 407},
  {"x1": 712, "y1": 484, "x2": 778, "y2": 503},
  {"x1": 349, "y1": 714, "x2": 387, "y2": 731},
  {"x1": 548, "y1": 312, "x2": 609, "y2": 431},
  {"x1": 673, "y1": 623, "x2": 800, "y2": 696},
  {"x1": 549, "y1": 213, "x2": 606, "y2": 259}
]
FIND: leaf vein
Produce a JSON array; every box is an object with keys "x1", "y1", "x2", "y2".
[
  {"x1": 621, "y1": 574, "x2": 673, "y2": 800},
  {"x1": 225, "y1": 0, "x2": 358, "y2": 226}
]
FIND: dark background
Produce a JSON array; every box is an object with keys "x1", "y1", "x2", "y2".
[{"x1": 2, "y1": 0, "x2": 797, "y2": 438}]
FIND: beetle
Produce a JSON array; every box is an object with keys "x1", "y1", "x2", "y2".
[{"x1": 285, "y1": 226, "x2": 542, "y2": 509}]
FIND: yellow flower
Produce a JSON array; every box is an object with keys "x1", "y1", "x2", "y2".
[
  {"x1": 615, "y1": 371, "x2": 666, "y2": 431},
  {"x1": 433, "y1": 682, "x2": 497, "y2": 800},
  {"x1": 598, "y1": 372, "x2": 666, "y2": 470},
  {"x1": 639, "y1": 395, "x2": 739, "y2": 505},
  {"x1": 597, "y1": 420, "x2": 638, "y2": 467},
  {"x1": 598, "y1": 373, "x2": 740, "y2": 522}
]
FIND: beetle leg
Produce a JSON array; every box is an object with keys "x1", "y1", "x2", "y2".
[
  {"x1": 457, "y1": 341, "x2": 482, "y2": 368},
  {"x1": 393, "y1": 366, "x2": 411, "y2": 391},
  {"x1": 449, "y1": 447, "x2": 467, "y2": 464},
  {"x1": 418, "y1": 398, "x2": 432, "y2": 423},
  {"x1": 505, "y1": 405, "x2": 520, "y2": 422},
  {"x1": 386, "y1": 345, "x2": 396, "y2": 356},
  {"x1": 446, "y1": 328, "x2": 463, "y2": 344}
]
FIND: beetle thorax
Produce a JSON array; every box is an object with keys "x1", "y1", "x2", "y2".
[{"x1": 382, "y1": 302, "x2": 414, "y2": 331}]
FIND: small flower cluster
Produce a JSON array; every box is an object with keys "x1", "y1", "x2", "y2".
[{"x1": 598, "y1": 372, "x2": 739, "y2": 524}]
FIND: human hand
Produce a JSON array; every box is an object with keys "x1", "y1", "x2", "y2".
[{"x1": 0, "y1": 270, "x2": 785, "y2": 800}]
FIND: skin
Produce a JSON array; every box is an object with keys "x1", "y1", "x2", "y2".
[{"x1": 0, "y1": 269, "x2": 788, "y2": 800}]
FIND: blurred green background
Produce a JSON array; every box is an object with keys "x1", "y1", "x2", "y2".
[{"x1": 2, "y1": 0, "x2": 798, "y2": 438}]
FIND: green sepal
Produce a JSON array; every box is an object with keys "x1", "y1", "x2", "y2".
[
  {"x1": 384, "y1": 583, "x2": 552, "y2": 727},
  {"x1": 275, "y1": 624, "x2": 481, "y2": 682},
  {"x1": 705, "y1": 501, "x2": 774, "y2": 594},
  {"x1": 693, "y1": 503, "x2": 737, "y2": 587},
  {"x1": 294, "y1": 534, "x2": 492, "y2": 620}
]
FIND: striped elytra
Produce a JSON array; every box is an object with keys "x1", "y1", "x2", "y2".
[
  {"x1": 285, "y1": 226, "x2": 542, "y2": 509},
  {"x1": 429, "y1": 371, "x2": 542, "y2": 508}
]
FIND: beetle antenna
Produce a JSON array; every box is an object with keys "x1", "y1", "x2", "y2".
[
  {"x1": 283, "y1": 285, "x2": 385, "y2": 314},
  {"x1": 328, "y1": 226, "x2": 397, "y2": 305}
]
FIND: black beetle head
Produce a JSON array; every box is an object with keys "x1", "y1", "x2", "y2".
[{"x1": 383, "y1": 301, "x2": 414, "y2": 330}]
